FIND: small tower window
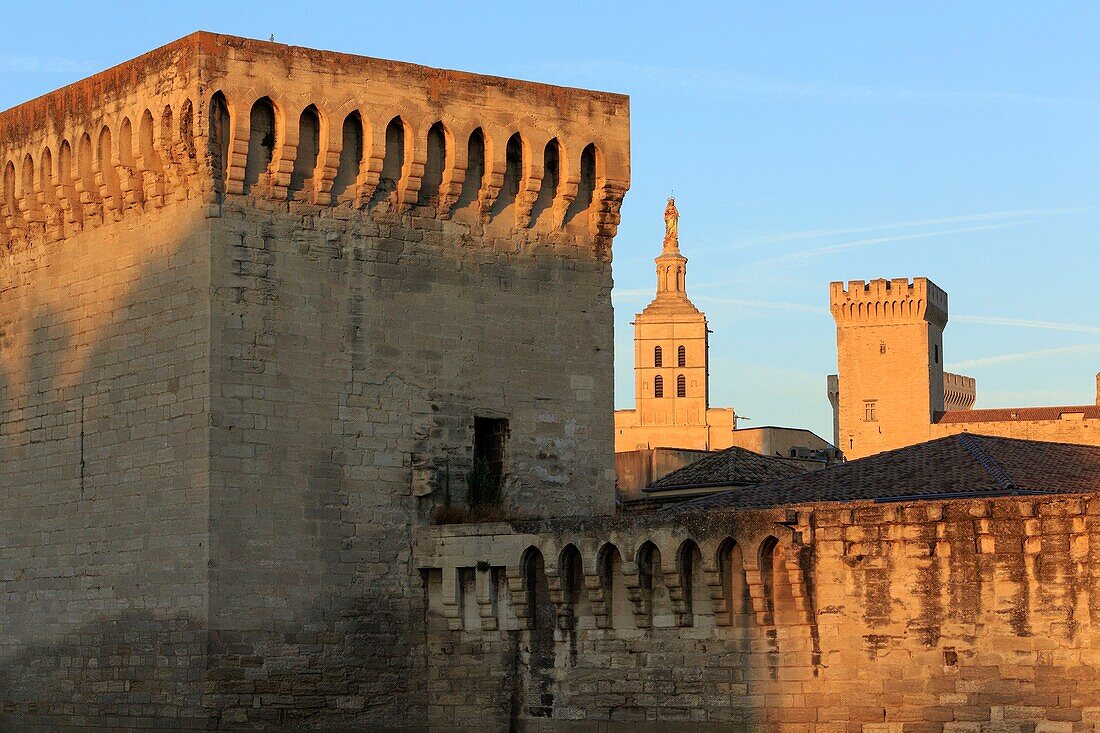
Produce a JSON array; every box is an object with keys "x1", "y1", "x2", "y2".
[
  {"x1": 677, "y1": 345, "x2": 686, "y2": 367},
  {"x1": 934, "y1": 344, "x2": 940, "y2": 364},
  {"x1": 472, "y1": 417, "x2": 508, "y2": 506},
  {"x1": 654, "y1": 346, "x2": 663, "y2": 368},
  {"x1": 654, "y1": 376, "x2": 664, "y2": 398},
  {"x1": 676, "y1": 374, "x2": 686, "y2": 398},
  {"x1": 864, "y1": 400, "x2": 877, "y2": 422}
]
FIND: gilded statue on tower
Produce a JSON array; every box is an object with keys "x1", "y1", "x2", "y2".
[{"x1": 664, "y1": 196, "x2": 679, "y2": 245}]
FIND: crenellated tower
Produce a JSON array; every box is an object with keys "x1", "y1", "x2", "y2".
[
  {"x1": 0, "y1": 32, "x2": 630, "y2": 729},
  {"x1": 829, "y1": 277, "x2": 948, "y2": 459},
  {"x1": 615, "y1": 199, "x2": 738, "y2": 452}
]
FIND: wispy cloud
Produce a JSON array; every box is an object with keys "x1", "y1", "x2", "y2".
[
  {"x1": 950, "y1": 342, "x2": 1100, "y2": 369},
  {"x1": 0, "y1": 54, "x2": 86, "y2": 74},
  {"x1": 954, "y1": 316, "x2": 1100, "y2": 335},
  {"x1": 729, "y1": 206, "x2": 1090, "y2": 251},
  {"x1": 532, "y1": 61, "x2": 1081, "y2": 108},
  {"x1": 744, "y1": 220, "x2": 1029, "y2": 271}
]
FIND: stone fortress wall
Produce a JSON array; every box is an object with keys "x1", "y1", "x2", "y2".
[
  {"x1": 0, "y1": 32, "x2": 630, "y2": 729},
  {"x1": 0, "y1": 41, "x2": 217, "y2": 728},
  {"x1": 416, "y1": 495, "x2": 1100, "y2": 731}
]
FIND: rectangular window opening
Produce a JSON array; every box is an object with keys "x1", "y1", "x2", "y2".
[
  {"x1": 472, "y1": 417, "x2": 508, "y2": 506},
  {"x1": 863, "y1": 400, "x2": 877, "y2": 422}
]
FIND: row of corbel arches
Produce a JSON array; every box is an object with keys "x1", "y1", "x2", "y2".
[
  {"x1": 1, "y1": 100, "x2": 199, "y2": 240},
  {"x1": 442, "y1": 534, "x2": 809, "y2": 634},
  {"x1": 207, "y1": 92, "x2": 607, "y2": 230}
]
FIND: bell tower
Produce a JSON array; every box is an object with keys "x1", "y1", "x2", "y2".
[{"x1": 630, "y1": 198, "x2": 712, "y2": 439}]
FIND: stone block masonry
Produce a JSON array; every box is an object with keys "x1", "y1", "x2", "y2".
[
  {"x1": 0, "y1": 32, "x2": 630, "y2": 729},
  {"x1": 415, "y1": 495, "x2": 1100, "y2": 731}
]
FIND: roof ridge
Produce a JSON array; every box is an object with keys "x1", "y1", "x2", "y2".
[{"x1": 958, "y1": 434, "x2": 1018, "y2": 493}]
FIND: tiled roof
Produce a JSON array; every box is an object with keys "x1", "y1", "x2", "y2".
[
  {"x1": 646, "y1": 445, "x2": 808, "y2": 492},
  {"x1": 669, "y1": 434, "x2": 1100, "y2": 512},
  {"x1": 936, "y1": 405, "x2": 1100, "y2": 423}
]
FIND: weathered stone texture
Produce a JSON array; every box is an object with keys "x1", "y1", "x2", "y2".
[
  {"x1": 416, "y1": 497, "x2": 1100, "y2": 731},
  {"x1": 0, "y1": 198, "x2": 213, "y2": 727},
  {"x1": 1, "y1": 32, "x2": 629, "y2": 729}
]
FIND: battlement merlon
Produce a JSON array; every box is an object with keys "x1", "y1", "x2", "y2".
[
  {"x1": 0, "y1": 31, "x2": 630, "y2": 251},
  {"x1": 829, "y1": 277, "x2": 948, "y2": 329}
]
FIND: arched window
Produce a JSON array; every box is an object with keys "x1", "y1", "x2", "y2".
[
  {"x1": 559, "y1": 544, "x2": 589, "y2": 630},
  {"x1": 98, "y1": 126, "x2": 121, "y2": 207},
  {"x1": 179, "y1": 99, "x2": 196, "y2": 160},
  {"x1": 372, "y1": 116, "x2": 406, "y2": 206},
  {"x1": 637, "y1": 541, "x2": 672, "y2": 627},
  {"x1": 38, "y1": 148, "x2": 55, "y2": 206},
  {"x1": 20, "y1": 154, "x2": 38, "y2": 214},
  {"x1": 139, "y1": 111, "x2": 160, "y2": 171},
  {"x1": 654, "y1": 375, "x2": 664, "y2": 398},
  {"x1": 419, "y1": 121, "x2": 447, "y2": 205},
  {"x1": 565, "y1": 142, "x2": 597, "y2": 224},
  {"x1": 677, "y1": 540, "x2": 710, "y2": 627},
  {"x1": 523, "y1": 546, "x2": 553, "y2": 635},
  {"x1": 160, "y1": 105, "x2": 174, "y2": 159},
  {"x1": 597, "y1": 543, "x2": 631, "y2": 629},
  {"x1": 717, "y1": 538, "x2": 751, "y2": 628},
  {"x1": 677, "y1": 345, "x2": 686, "y2": 367},
  {"x1": 288, "y1": 105, "x2": 320, "y2": 199},
  {"x1": 208, "y1": 93, "x2": 231, "y2": 194},
  {"x1": 454, "y1": 128, "x2": 485, "y2": 211},
  {"x1": 77, "y1": 133, "x2": 98, "y2": 204},
  {"x1": 677, "y1": 374, "x2": 686, "y2": 398},
  {"x1": 330, "y1": 111, "x2": 363, "y2": 202},
  {"x1": 58, "y1": 140, "x2": 80, "y2": 224},
  {"x1": 529, "y1": 137, "x2": 559, "y2": 225},
  {"x1": 653, "y1": 345, "x2": 663, "y2": 367},
  {"x1": 758, "y1": 536, "x2": 797, "y2": 626},
  {"x1": 3, "y1": 162, "x2": 18, "y2": 222},
  {"x1": 243, "y1": 97, "x2": 276, "y2": 194},
  {"x1": 759, "y1": 536, "x2": 778, "y2": 626},
  {"x1": 490, "y1": 132, "x2": 523, "y2": 216}
]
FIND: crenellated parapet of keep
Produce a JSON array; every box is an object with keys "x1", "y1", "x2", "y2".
[
  {"x1": 830, "y1": 276, "x2": 949, "y2": 328},
  {"x1": 943, "y1": 371, "x2": 977, "y2": 411},
  {"x1": 0, "y1": 32, "x2": 630, "y2": 258}
]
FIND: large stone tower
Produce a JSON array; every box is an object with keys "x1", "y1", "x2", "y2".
[
  {"x1": 0, "y1": 33, "x2": 629, "y2": 729},
  {"x1": 830, "y1": 278, "x2": 948, "y2": 459},
  {"x1": 614, "y1": 199, "x2": 737, "y2": 451}
]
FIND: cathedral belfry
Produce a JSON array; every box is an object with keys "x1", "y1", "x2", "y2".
[{"x1": 614, "y1": 198, "x2": 738, "y2": 451}]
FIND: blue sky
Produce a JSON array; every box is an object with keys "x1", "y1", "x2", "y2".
[{"x1": 4, "y1": 2, "x2": 1099, "y2": 440}]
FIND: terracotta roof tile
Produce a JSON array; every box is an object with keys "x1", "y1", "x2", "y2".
[
  {"x1": 646, "y1": 445, "x2": 807, "y2": 492},
  {"x1": 935, "y1": 405, "x2": 1100, "y2": 423},
  {"x1": 669, "y1": 434, "x2": 1100, "y2": 512}
]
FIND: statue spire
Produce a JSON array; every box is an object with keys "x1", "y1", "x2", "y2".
[
  {"x1": 655, "y1": 197, "x2": 688, "y2": 299},
  {"x1": 662, "y1": 196, "x2": 680, "y2": 253}
]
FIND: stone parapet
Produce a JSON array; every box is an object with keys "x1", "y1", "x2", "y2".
[
  {"x1": 830, "y1": 276, "x2": 949, "y2": 328},
  {"x1": 0, "y1": 32, "x2": 630, "y2": 258},
  {"x1": 416, "y1": 494, "x2": 1100, "y2": 730}
]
